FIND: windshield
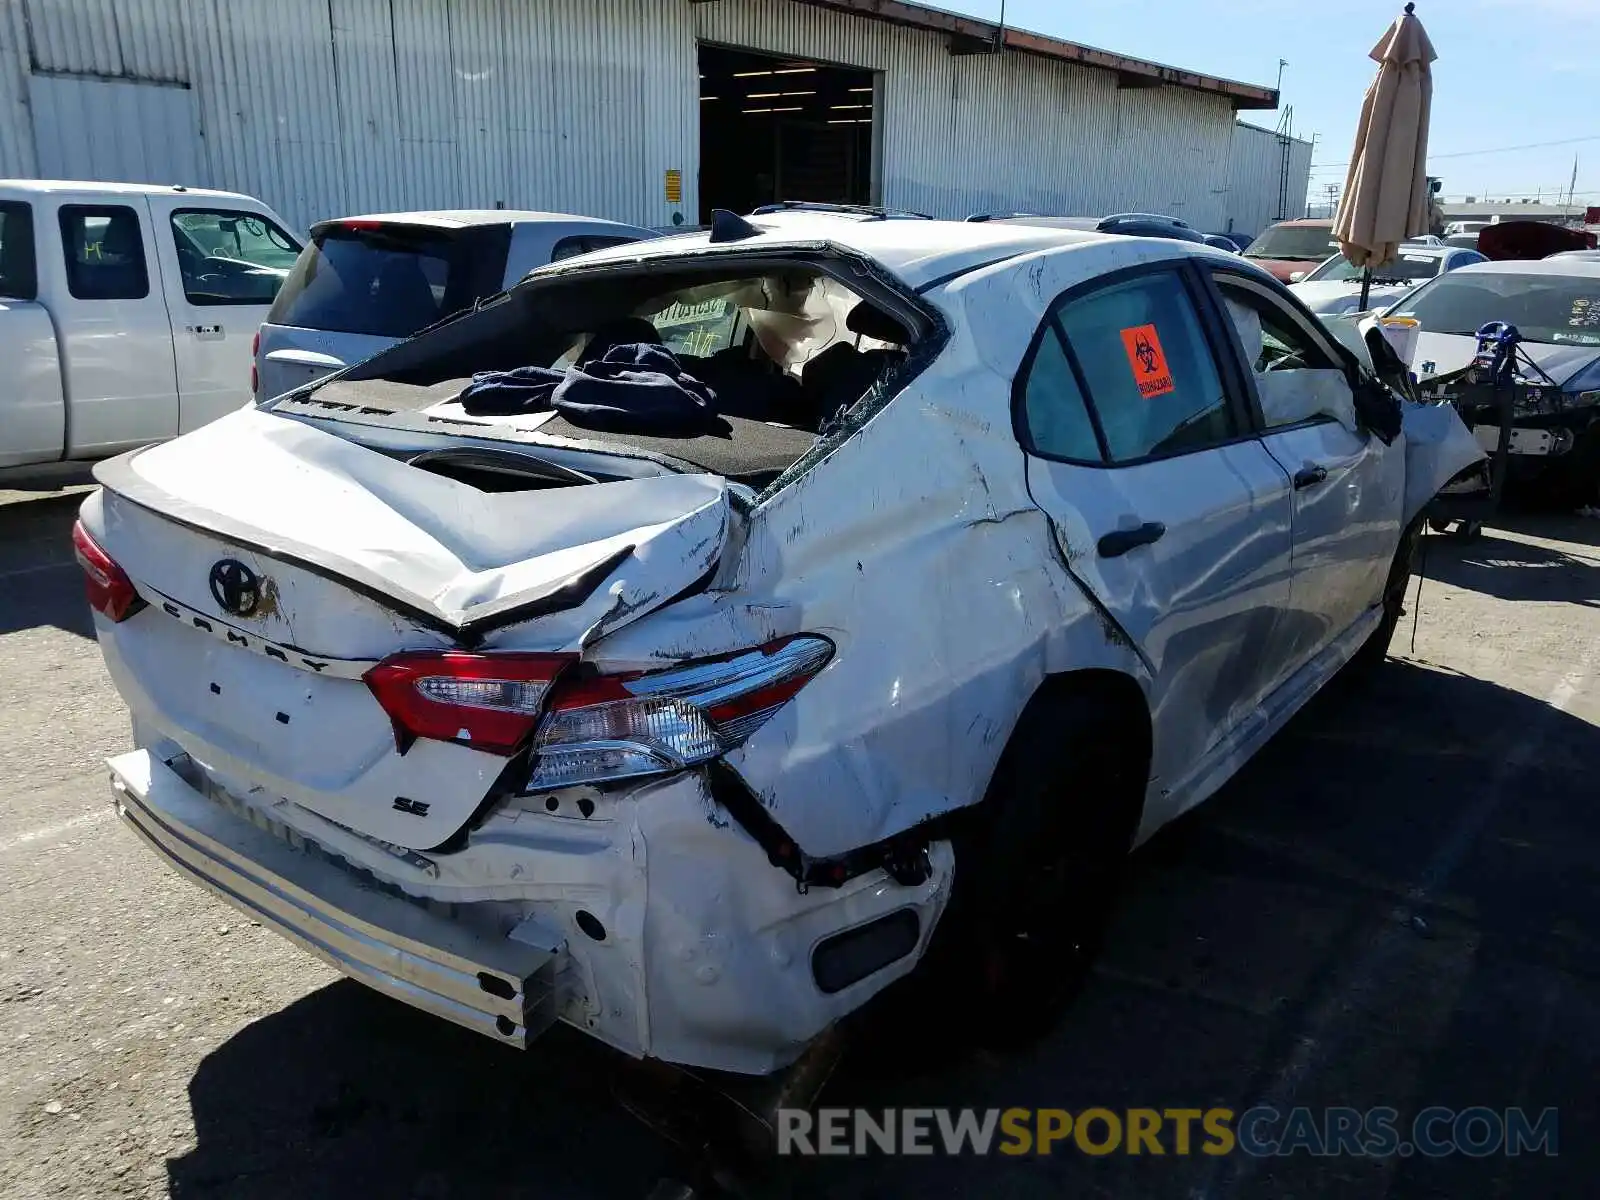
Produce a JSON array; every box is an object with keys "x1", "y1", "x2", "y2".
[
  {"x1": 1245, "y1": 224, "x2": 1338, "y2": 261},
  {"x1": 1307, "y1": 250, "x2": 1442, "y2": 284},
  {"x1": 1387, "y1": 271, "x2": 1600, "y2": 346}
]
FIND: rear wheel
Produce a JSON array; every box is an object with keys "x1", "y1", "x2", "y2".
[{"x1": 928, "y1": 692, "x2": 1145, "y2": 1043}]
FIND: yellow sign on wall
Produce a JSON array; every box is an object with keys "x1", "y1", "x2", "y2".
[{"x1": 664, "y1": 169, "x2": 683, "y2": 204}]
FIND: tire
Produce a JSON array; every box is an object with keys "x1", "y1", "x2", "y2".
[
  {"x1": 925, "y1": 691, "x2": 1145, "y2": 1044},
  {"x1": 1348, "y1": 516, "x2": 1424, "y2": 675}
]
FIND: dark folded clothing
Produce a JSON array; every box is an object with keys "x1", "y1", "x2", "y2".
[
  {"x1": 457, "y1": 365, "x2": 564, "y2": 415},
  {"x1": 458, "y1": 343, "x2": 723, "y2": 436},
  {"x1": 553, "y1": 343, "x2": 722, "y2": 435}
]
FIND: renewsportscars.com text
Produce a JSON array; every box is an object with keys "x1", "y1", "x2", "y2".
[{"x1": 777, "y1": 1106, "x2": 1558, "y2": 1158}]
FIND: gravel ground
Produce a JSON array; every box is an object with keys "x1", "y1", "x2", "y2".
[{"x1": 2, "y1": 486, "x2": 1597, "y2": 1199}]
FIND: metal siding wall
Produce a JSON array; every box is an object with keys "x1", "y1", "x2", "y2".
[
  {"x1": 29, "y1": 72, "x2": 200, "y2": 181},
  {"x1": 29, "y1": 0, "x2": 122, "y2": 75},
  {"x1": 0, "y1": 0, "x2": 35, "y2": 175},
  {"x1": 0, "y1": 0, "x2": 1251, "y2": 235},
  {"x1": 1225, "y1": 121, "x2": 1312, "y2": 237},
  {"x1": 695, "y1": 0, "x2": 1237, "y2": 225}
]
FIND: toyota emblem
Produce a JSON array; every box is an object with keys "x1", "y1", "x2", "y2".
[{"x1": 208, "y1": 559, "x2": 261, "y2": 618}]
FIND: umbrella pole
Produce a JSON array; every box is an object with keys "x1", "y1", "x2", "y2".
[{"x1": 1359, "y1": 266, "x2": 1373, "y2": 312}]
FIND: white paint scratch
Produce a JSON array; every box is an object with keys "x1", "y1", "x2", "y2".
[{"x1": 0, "y1": 808, "x2": 113, "y2": 854}]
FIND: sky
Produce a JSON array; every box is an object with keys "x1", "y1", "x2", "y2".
[{"x1": 936, "y1": 0, "x2": 1600, "y2": 210}]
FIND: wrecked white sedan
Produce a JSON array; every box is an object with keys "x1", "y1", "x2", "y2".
[{"x1": 79, "y1": 208, "x2": 1476, "y2": 1078}]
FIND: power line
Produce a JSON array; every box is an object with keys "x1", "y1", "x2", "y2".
[{"x1": 1312, "y1": 132, "x2": 1600, "y2": 172}]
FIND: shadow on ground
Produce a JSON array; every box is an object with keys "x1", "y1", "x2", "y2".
[
  {"x1": 0, "y1": 493, "x2": 94, "y2": 639},
  {"x1": 169, "y1": 656, "x2": 1600, "y2": 1199},
  {"x1": 1417, "y1": 513, "x2": 1600, "y2": 607}
]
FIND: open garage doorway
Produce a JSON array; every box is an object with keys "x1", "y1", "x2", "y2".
[{"x1": 698, "y1": 44, "x2": 877, "y2": 221}]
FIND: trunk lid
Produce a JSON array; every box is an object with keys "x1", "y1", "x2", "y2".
[{"x1": 89, "y1": 406, "x2": 736, "y2": 847}]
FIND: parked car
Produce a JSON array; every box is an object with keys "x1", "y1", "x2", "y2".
[
  {"x1": 84, "y1": 212, "x2": 1476, "y2": 1083},
  {"x1": 1392, "y1": 257, "x2": 1600, "y2": 504},
  {"x1": 969, "y1": 212, "x2": 1205, "y2": 244},
  {"x1": 1242, "y1": 217, "x2": 1338, "y2": 282},
  {"x1": 1290, "y1": 242, "x2": 1487, "y2": 315},
  {"x1": 1549, "y1": 249, "x2": 1600, "y2": 262},
  {"x1": 1, "y1": 180, "x2": 299, "y2": 479},
  {"x1": 255, "y1": 210, "x2": 659, "y2": 400},
  {"x1": 1205, "y1": 232, "x2": 1252, "y2": 253}
]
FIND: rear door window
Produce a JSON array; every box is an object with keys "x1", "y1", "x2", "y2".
[
  {"x1": 1050, "y1": 270, "x2": 1237, "y2": 462},
  {"x1": 0, "y1": 200, "x2": 37, "y2": 300},
  {"x1": 267, "y1": 223, "x2": 508, "y2": 337},
  {"x1": 59, "y1": 204, "x2": 149, "y2": 300},
  {"x1": 169, "y1": 209, "x2": 301, "y2": 304}
]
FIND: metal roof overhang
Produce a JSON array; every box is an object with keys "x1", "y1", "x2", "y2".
[{"x1": 779, "y1": 0, "x2": 1279, "y2": 109}]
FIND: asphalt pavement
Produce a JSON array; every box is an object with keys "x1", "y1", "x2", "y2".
[{"x1": 2, "y1": 484, "x2": 1597, "y2": 1199}]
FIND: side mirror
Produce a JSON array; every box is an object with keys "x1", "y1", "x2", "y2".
[{"x1": 1289, "y1": 271, "x2": 1306, "y2": 283}]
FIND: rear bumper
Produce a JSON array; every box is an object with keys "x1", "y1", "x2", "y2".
[
  {"x1": 109, "y1": 749, "x2": 563, "y2": 1048},
  {"x1": 108, "y1": 741, "x2": 953, "y2": 1075}
]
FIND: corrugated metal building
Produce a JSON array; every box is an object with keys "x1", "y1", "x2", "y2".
[
  {"x1": 0, "y1": 0, "x2": 1297, "y2": 235},
  {"x1": 1225, "y1": 120, "x2": 1313, "y2": 239}
]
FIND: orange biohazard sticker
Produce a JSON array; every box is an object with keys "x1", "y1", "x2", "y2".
[{"x1": 1119, "y1": 324, "x2": 1175, "y2": 399}]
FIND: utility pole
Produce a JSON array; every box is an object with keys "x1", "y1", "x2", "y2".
[
  {"x1": 1325, "y1": 181, "x2": 1340, "y2": 219},
  {"x1": 1276, "y1": 58, "x2": 1288, "y2": 96},
  {"x1": 1569, "y1": 154, "x2": 1580, "y2": 208}
]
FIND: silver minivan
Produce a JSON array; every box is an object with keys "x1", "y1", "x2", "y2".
[{"x1": 255, "y1": 210, "x2": 659, "y2": 400}]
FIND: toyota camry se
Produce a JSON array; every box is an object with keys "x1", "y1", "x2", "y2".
[{"x1": 78, "y1": 208, "x2": 1477, "y2": 1082}]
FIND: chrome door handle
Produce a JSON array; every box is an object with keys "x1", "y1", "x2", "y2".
[
  {"x1": 1097, "y1": 521, "x2": 1167, "y2": 558},
  {"x1": 1293, "y1": 465, "x2": 1329, "y2": 490}
]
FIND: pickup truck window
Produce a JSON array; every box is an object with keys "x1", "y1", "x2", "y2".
[
  {"x1": 59, "y1": 205, "x2": 149, "y2": 301},
  {"x1": 0, "y1": 200, "x2": 36, "y2": 300},
  {"x1": 170, "y1": 208, "x2": 301, "y2": 306}
]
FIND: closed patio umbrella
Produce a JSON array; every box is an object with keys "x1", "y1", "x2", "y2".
[{"x1": 1333, "y1": 2, "x2": 1437, "y2": 310}]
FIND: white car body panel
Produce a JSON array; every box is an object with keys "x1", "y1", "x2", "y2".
[
  {"x1": 85, "y1": 216, "x2": 1478, "y2": 1075},
  {"x1": 0, "y1": 297, "x2": 66, "y2": 468},
  {"x1": 1291, "y1": 277, "x2": 1415, "y2": 315}
]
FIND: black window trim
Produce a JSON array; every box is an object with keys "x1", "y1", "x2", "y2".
[
  {"x1": 1010, "y1": 257, "x2": 1262, "y2": 470},
  {"x1": 58, "y1": 202, "x2": 150, "y2": 301},
  {"x1": 169, "y1": 206, "x2": 302, "y2": 307},
  {"x1": 1196, "y1": 265, "x2": 1365, "y2": 437}
]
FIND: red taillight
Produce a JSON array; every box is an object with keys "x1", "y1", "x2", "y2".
[
  {"x1": 340, "y1": 218, "x2": 384, "y2": 231},
  {"x1": 527, "y1": 636, "x2": 834, "y2": 790},
  {"x1": 363, "y1": 651, "x2": 575, "y2": 756},
  {"x1": 250, "y1": 330, "x2": 260, "y2": 397},
  {"x1": 71, "y1": 520, "x2": 141, "y2": 623}
]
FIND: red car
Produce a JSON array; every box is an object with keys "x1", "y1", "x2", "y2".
[{"x1": 1242, "y1": 218, "x2": 1338, "y2": 283}]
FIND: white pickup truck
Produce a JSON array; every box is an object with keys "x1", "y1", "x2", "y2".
[{"x1": 0, "y1": 180, "x2": 300, "y2": 479}]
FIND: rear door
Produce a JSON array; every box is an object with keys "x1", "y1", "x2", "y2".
[
  {"x1": 1205, "y1": 270, "x2": 1404, "y2": 671},
  {"x1": 257, "y1": 220, "x2": 510, "y2": 399},
  {"x1": 1014, "y1": 262, "x2": 1297, "y2": 786},
  {"x1": 147, "y1": 197, "x2": 301, "y2": 430},
  {"x1": 49, "y1": 196, "x2": 178, "y2": 455}
]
